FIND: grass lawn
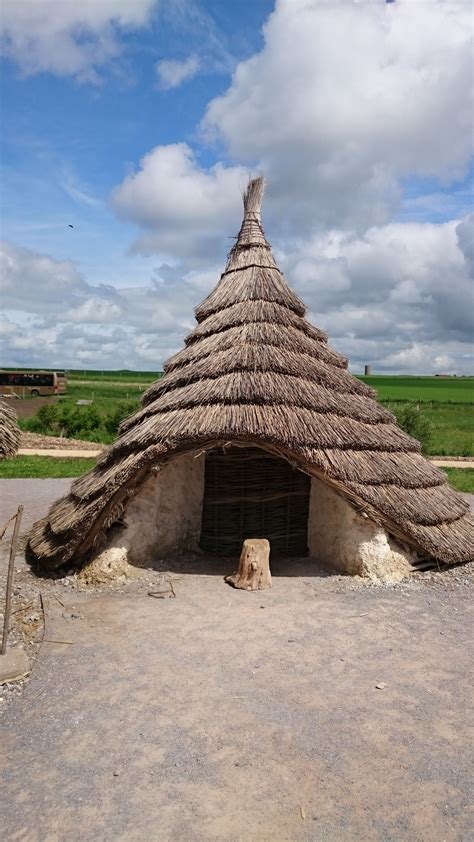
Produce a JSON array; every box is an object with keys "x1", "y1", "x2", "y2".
[
  {"x1": 10, "y1": 371, "x2": 474, "y2": 456},
  {"x1": 441, "y1": 467, "x2": 474, "y2": 494},
  {"x1": 423, "y1": 404, "x2": 473, "y2": 456},
  {"x1": 2, "y1": 456, "x2": 473, "y2": 494},
  {"x1": 0, "y1": 456, "x2": 96, "y2": 478},
  {"x1": 359, "y1": 375, "x2": 474, "y2": 404},
  {"x1": 65, "y1": 380, "x2": 148, "y2": 405}
]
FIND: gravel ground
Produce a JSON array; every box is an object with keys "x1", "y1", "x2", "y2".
[
  {"x1": 0, "y1": 478, "x2": 72, "y2": 535},
  {"x1": 2, "y1": 565, "x2": 473, "y2": 841},
  {"x1": 1, "y1": 480, "x2": 473, "y2": 840},
  {"x1": 0, "y1": 480, "x2": 73, "y2": 707}
]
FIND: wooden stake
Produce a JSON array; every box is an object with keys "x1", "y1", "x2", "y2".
[
  {"x1": 1, "y1": 505, "x2": 23, "y2": 656},
  {"x1": 225, "y1": 538, "x2": 272, "y2": 591}
]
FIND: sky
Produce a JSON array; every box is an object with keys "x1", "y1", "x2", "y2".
[{"x1": 0, "y1": 0, "x2": 473, "y2": 375}]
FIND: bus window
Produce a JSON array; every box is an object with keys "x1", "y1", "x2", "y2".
[{"x1": 0, "y1": 370, "x2": 58, "y2": 397}]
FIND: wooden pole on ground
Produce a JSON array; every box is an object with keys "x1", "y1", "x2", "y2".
[
  {"x1": 1, "y1": 505, "x2": 24, "y2": 655},
  {"x1": 225, "y1": 538, "x2": 272, "y2": 591}
]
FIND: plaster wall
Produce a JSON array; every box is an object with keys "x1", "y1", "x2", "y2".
[
  {"x1": 308, "y1": 476, "x2": 414, "y2": 581},
  {"x1": 99, "y1": 452, "x2": 205, "y2": 569},
  {"x1": 89, "y1": 452, "x2": 413, "y2": 583}
]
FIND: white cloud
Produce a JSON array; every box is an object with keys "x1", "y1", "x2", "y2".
[
  {"x1": 1, "y1": 240, "x2": 88, "y2": 309},
  {"x1": 3, "y1": 1, "x2": 472, "y2": 376},
  {"x1": 0, "y1": 239, "x2": 218, "y2": 370},
  {"x1": 280, "y1": 216, "x2": 473, "y2": 373},
  {"x1": 0, "y1": 0, "x2": 156, "y2": 80},
  {"x1": 456, "y1": 214, "x2": 474, "y2": 276},
  {"x1": 111, "y1": 143, "x2": 247, "y2": 257},
  {"x1": 110, "y1": 2, "x2": 472, "y2": 262},
  {"x1": 62, "y1": 298, "x2": 123, "y2": 324},
  {"x1": 203, "y1": 0, "x2": 473, "y2": 232},
  {"x1": 1, "y1": 211, "x2": 472, "y2": 376},
  {"x1": 156, "y1": 54, "x2": 200, "y2": 89}
]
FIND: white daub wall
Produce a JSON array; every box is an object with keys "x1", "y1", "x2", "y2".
[
  {"x1": 307, "y1": 475, "x2": 414, "y2": 581},
  {"x1": 123, "y1": 452, "x2": 206, "y2": 565},
  {"x1": 91, "y1": 451, "x2": 413, "y2": 582},
  {"x1": 90, "y1": 452, "x2": 206, "y2": 577}
]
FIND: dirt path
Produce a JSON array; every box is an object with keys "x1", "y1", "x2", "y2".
[
  {"x1": 18, "y1": 448, "x2": 102, "y2": 458},
  {"x1": 1, "y1": 481, "x2": 473, "y2": 840},
  {"x1": 1, "y1": 565, "x2": 473, "y2": 841},
  {"x1": 15, "y1": 438, "x2": 474, "y2": 468},
  {"x1": 430, "y1": 459, "x2": 474, "y2": 468},
  {"x1": 0, "y1": 479, "x2": 73, "y2": 535},
  {"x1": 23, "y1": 450, "x2": 474, "y2": 465},
  {"x1": 20, "y1": 432, "x2": 106, "y2": 451}
]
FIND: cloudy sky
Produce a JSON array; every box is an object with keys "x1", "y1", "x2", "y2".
[{"x1": 1, "y1": 0, "x2": 472, "y2": 374}]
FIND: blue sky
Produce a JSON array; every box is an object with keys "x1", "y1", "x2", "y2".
[
  {"x1": 1, "y1": 1, "x2": 272, "y2": 277},
  {"x1": 1, "y1": 0, "x2": 473, "y2": 374}
]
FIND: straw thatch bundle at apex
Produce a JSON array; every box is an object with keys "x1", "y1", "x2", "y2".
[
  {"x1": 0, "y1": 401, "x2": 21, "y2": 460},
  {"x1": 27, "y1": 177, "x2": 473, "y2": 580}
]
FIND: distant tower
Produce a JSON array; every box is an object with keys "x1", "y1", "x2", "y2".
[{"x1": 364, "y1": 365, "x2": 372, "y2": 376}]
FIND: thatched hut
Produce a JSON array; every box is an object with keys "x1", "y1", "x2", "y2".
[
  {"x1": 0, "y1": 401, "x2": 21, "y2": 460},
  {"x1": 27, "y1": 179, "x2": 472, "y2": 580}
]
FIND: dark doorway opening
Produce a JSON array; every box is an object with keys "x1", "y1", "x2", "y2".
[{"x1": 199, "y1": 447, "x2": 310, "y2": 556}]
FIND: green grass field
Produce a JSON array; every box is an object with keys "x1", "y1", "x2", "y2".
[
  {"x1": 421, "y1": 405, "x2": 473, "y2": 456},
  {"x1": 359, "y1": 375, "x2": 473, "y2": 404},
  {"x1": 66, "y1": 378, "x2": 151, "y2": 405},
  {"x1": 0, "y1": 456, "x2": 97, "y2": 478},
  {"x1": 440, "y1": 468, "x2": 474, "y2": 494},
  {"x1": 11, "y1": 371, "x2": 474, "y2": 456},
  {"x1": 1, "y1": 456, "x2": 473, "y2": 493},
  {"x1": 68, "y1": 369, "x2": 160, "y2": 383}
]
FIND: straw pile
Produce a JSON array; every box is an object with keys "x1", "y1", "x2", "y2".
[
  {"x1": 0, "y1": 401, "x2": 21, "y2": 460},
  {"x1": 27, "y1": 178, "x2": 473, "y2": 571}
]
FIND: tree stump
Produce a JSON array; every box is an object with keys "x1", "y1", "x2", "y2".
[{"x1": 225, "y1": 539, "x2": 272, "y2": 591}]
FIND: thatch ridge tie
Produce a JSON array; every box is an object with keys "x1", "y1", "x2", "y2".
[{"x1": 220, "y1": 263, "x2": 282, "y2": 278}]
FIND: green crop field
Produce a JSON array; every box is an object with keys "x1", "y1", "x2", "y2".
[
  {"x1": 358, "y1": 375, "x2": 473, "y2": 404},
  {"x1": 66, "y1": 379, "x2": 153, "y2": 404},
  {"x1": 8, "y1": 370, "x2": 474, "y2": 456},
  {"x1": 420, "y1": 404, "x2": 473, "y2": 456},
  {"x1": 440, "y1": 468, "x2": 474, "y2": 494},
  {"x1": 68, "y1": 369, "x2": 160, "y2": 383}
]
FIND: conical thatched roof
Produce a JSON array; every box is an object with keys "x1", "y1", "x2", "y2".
[
  {"x1": 27, "y1": 178, "x2": 472, "y2": 572},
  {"x1": 0, "y1": 401, "x2": 21, "y2": 460}
]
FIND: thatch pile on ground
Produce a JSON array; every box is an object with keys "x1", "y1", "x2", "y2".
[
  {"x1": 27, "y1": 178, "x2": 473, "y2": 573},
  {"x1": 0, "y1": 401, "x2": 21, "y2": 460}
]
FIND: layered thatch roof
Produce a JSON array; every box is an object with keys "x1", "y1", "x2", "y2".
[
  {"x1": 27, "y1": 178, "x2": 472, "y2": 571},
  {"x1": 0, "y1": 401, "x2": 21, "y2": 460}
]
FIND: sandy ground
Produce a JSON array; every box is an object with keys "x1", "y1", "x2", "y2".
[
  {"x1": 1, "y1": 481, "x2": 473, "y2": 841},
  {"x1": 429, "y1": 459, "x2": 474, "y2": 468},
  {"x1": 17, "y1": 448, "x2": 103, "y2": 457}
]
